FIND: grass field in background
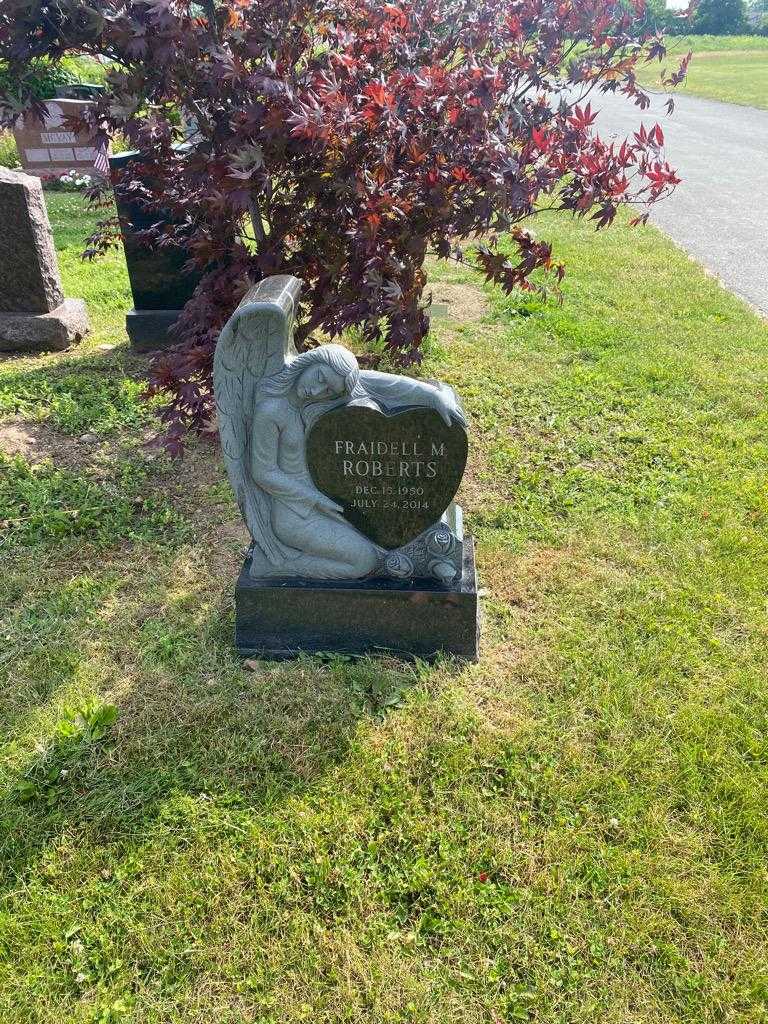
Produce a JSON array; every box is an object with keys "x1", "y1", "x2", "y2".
[
  {"x1": 1, "y1": 194, "x2": 767, "y2": 1023},
  {"x1": 640, "y1": 33, "x2": 768, "y2": 108},
  {"x1": 671, "y1": 34, "x2": 768, "y2": 52}
]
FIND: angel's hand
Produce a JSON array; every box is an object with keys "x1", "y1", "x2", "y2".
[
  {"x1": 314, "y1": 492, "x2": 345, "y2": 515},
  {"x1": 435, "y1": 388, "x2": 466, "y2": 427}
]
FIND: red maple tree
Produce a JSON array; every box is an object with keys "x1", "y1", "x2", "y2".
[{"x1": 0, "y1": 0, "x2": 687, "y2": 449}]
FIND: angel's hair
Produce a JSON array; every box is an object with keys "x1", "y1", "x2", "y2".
[{"x1": 258, "y1": 344, "x2": 367, "y2": 399}]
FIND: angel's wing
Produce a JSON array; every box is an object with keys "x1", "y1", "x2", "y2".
[{"x1": 213, "y1": 275, "x2": 302, "y2": 565}]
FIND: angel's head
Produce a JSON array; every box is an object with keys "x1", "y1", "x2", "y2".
[{"x1": 259, "y1": 344, "x2": 366, "y2": 405}]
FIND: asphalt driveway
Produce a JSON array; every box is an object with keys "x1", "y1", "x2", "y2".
[{"x1": 589, "y1": 89, "x2": 768, "y2": 315}]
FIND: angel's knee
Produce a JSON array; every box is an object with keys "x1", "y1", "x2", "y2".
[{"x1": 342, "y1": 536, "x2": 378, "y2": 577}]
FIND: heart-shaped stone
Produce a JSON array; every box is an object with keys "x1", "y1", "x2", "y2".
[{"x1": 306, "y1": 405, "x2": 468, "y2": 549}]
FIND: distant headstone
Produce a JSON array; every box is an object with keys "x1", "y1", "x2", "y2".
[
  {"x1": 0, "y1": 168, "x2": 90, "y2": 352},
  {"x1": 214, "y1": 274, "x2": 479, "y2": 660},
  {"x1": 12, "y1": 99, "x2": 109, "y2": 180},
  {"x1": 54, "y1": 84, "x2": 106, "y2": 101},
  {"x1": 109, "y1": 150, "x2": 203, "y2": 352}
]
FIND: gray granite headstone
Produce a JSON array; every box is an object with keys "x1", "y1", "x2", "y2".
[
  {"x1": 0, "y1": 168, "x2": 89, "y2": 352},
  {"x1": 0, "y1": 167, "x2": 64, "y2": 314}
]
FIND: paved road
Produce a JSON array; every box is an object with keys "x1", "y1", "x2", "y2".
[{"x1": 589, "y1": 90, "x2": 768, "y2": 315}]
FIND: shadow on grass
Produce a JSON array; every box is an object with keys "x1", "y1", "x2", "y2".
[
  {"x1": 0, "y1": 562, "x2": 432, "y2": 890},
  {"x1": 0, "y1": 341, "x2": 451, "y2": 892},
  {"x1": 0, "y1": 341, "x2": 158, "y2": 433},
  {"x1": 0, "y1": 341, "x2": 149, "y2": 381}
]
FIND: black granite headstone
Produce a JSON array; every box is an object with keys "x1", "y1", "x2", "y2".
[
  {"x1": 306, "y1": 405, "x2": 468, "y2": 549},
  {"x1": 109, "y1": 150, "x2": 203, "y2": 352},
  {"x1": 238, "y1": 393, "x2": 477, "y2": 660}
]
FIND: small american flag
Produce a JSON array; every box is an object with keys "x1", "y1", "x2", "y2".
[{"x1": 94, "y1": 143, "x2": 110, "y2": 177}]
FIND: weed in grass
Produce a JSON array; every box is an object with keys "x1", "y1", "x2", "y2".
[
  {"x1": 0, "y1": 130, "x2": 20, "y2": 169},
  {"x1": 15, "y1": 700, "x2": 119, "y2": 807},
  {"x1": 0, "y1": 363, "x2": 152, "y2": 435},
  {"x1": 0, "y1": 453, "x2": 189, "y2": 548}
]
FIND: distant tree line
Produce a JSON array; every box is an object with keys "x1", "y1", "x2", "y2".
[{"x1": 647, "y1": 0, "x2": 766, "y2": 35}]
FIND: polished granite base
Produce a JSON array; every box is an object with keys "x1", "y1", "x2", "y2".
[
  {"x1": 235, "y1": 539, "x2": 479, "y2": 661},
  {"x1": 126, "y1": 309, "x2": 182, "y2": 352}
]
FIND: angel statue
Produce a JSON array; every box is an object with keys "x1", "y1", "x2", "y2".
[{"x1": 214, "y1": 275, "x2": 466, "y2": 582}]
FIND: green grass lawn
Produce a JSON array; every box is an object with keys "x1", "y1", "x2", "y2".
[
  {"x1": 640, "y1": 33, "x2": 768, "y2": 108},
  {"x1": 1, "y1": 192, "x2": 768, "y2": 1023}
]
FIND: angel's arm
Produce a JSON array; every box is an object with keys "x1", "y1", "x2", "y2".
[
  {"x1": 250, "y1": 410, "x2": 338, "y2": 513},
  {"x1": 360, "y1": 371, "x2": 466, "y2": 426}
]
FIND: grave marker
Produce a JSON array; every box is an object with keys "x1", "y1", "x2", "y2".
[
  {"x1": 0, "y1": 168, "x2": 90, "y2": 352},
  {"x1": 109, "y1": 150, "x2": 203, "y2": 351},
  {"x1": 213, "y1": 275, "x2": 479, "y2": 660},
  {"x1": 13, "y1": 98, "x2": 109, "y2": 180}
]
